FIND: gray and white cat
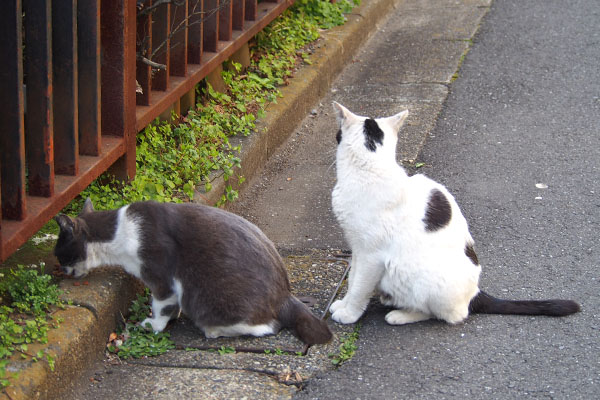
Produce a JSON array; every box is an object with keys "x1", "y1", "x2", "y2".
[
  {"x1": 54, "y1": 199, "x2": 332, "y2": 344},
  {"x1": 329, "y1": 102, "x2": 580, "y2": 325}
]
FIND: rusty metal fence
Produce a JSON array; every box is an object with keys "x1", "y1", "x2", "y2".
[{"x1": 0, "y1": 0, "x2": 294, "y2": 262}]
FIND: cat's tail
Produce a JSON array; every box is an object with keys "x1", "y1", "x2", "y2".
[
  {"x1": 469, "y1": 290, "x2": 580, "y2": 317},
  {"x1": 278, "y1": 296, "x2": 333, "y2": 344}
]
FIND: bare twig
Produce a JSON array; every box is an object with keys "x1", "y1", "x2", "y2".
[
  {"x1": 137, "y1": 55, "x2": 167, "y2": 70},
  {"x1": 135, "y1": 0, "x2": 233, "y2": 67}
]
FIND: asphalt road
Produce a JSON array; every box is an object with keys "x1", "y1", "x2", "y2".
[{"x1": 234, "y1": 0, "x2": 599, "y2": 398}]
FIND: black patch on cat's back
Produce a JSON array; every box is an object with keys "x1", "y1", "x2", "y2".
[
  {"x1": 364, "y1": 118, "x2": 384, "y2": 151},
  {"x1": 424, "y1": 189, "x2": 452, "y2": 232}
]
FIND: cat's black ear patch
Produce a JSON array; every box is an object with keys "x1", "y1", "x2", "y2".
[
  {"x1": 336, "y1": 128, "x2": 342, "y2": 144},
  {"x1": 363, "y1": 119, "x2": 384, "y2": 152},
  {"x1": 465, "y1": 243, "x2": 479, "y2": 265},
  {"x1": 424, "y1": 189, "x2": 452, "y2": 232}
]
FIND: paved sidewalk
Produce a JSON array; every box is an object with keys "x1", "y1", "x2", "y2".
[
  {"x1": 290, "y1": 0, "x2": 599, "y2": 399},
  {"x1": 9, "y1": 0, "x2": 598, "y2": 398},
  {"x1": 60, "y1": 0, "x2": 492, "y2": 398}
]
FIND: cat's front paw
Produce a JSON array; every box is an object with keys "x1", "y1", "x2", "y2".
[
  {"x1": 331, "y1": 305, "x2": 363, "y2": 324},
  {"x1": 140, "y1": 317, "x2": 167, "y2": 333},
  {"x1": 329, "y1": 299, "x2": 346, "y2": 314}
]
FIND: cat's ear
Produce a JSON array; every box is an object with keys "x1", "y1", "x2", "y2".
[
  {"x1": 80, "y1": 197, "x2": 95, "y2": 215},
  {"x1": 332, "y1": 102, "x2": 358, "y2": 125},
  {"x1": 381, "y1": 110, "x2": 409, "y2": 134},
  {"x1": 54, "y1": 214, "x2": 74, "y2": 234}
]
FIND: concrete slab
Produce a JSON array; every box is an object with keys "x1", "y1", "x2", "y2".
[{"x1": 71, "y1": 363, "x2": 297, "y2": 400}]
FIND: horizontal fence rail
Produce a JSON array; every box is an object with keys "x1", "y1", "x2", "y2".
[{"x1": 0, "y1": 0, "x2": 294, "y2": 262}]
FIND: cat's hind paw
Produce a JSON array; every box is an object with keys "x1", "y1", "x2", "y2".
[
  {"x1": 331, "y1": 305, "x2": 363, "y2": 324},
  {"x1": 384, "y1": 310, "x2": 430, "y2": 325}
]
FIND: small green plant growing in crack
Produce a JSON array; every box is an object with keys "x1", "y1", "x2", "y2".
[
  {"x1": 217, "y1": 346, "x2": 236, "y2": 355},
  {"x1": 329, "y1": 324, "x2": 360, "y2": 367},
  {"x1": 264, "y1": 348, "x2": 304, "y2": 356},
  {"x1": 451, "y1": 48, "x2": 471, "y2": 83}
]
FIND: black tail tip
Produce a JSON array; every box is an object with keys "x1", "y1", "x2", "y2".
[
  {"x1": 296, "y1": 313, "x2": 333, "y2": 344},
  {"x1": 279, "y1": 296, "x2": 333, "y2": 345},
  {"x1": 548, "y1": 299, "x2": 581, "y2": 316}
]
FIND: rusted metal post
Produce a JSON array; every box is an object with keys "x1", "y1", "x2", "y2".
[
  {"x1": 232, "y1": 0, "x2": 246, "y2": 31},
  {"x1": 53, "y1": 0, "x2": 79, "y2": 176},
  {"x1": 203, "y1": 0, "x2": 219, "y2": 52},
  {"x1": 78, "y1": 0, "x2": 102, "y2": 155},
  {"x1": 219, "y1": 0, "x2": 233, "y2": 41},
  {"x1": 102, "y1": 0, "x2": 137, "y2": 181},
  {"x1": 137, "y1": 0, "x2": 153, "y2": 105},
  {"x1": 245, "y1": 0, "x2": 257, "y2": 21},
  {"x1": 170, "y1": 0, "x2": 189, "y2": 77},
  {"x1": 0, "y1": 0, "x2": 27, "y2": 222},
  {"x1": 23, "y1": 0, "x2": 55, "y2": 198},
  {"x1": 188, "y1": 0, "x2": 204, "y2": 64},
  {"x1": 152, "y1": 2, "x2": 171, "y2": 91}
]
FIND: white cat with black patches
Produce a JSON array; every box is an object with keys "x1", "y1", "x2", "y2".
[
  {"x1": 54, "y1": 199, "x2": 332, "y2": 344},
  {"x1": 329, "y1": 102, "x2": 580, "y2": 325}
]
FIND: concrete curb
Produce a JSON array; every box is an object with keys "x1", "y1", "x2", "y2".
[
  {"x1": 2, "y1": 270, "x2": 142, "y2": 400},
  {"x1": 1, "y1": 1, "x2": 399, "y2": 399}
]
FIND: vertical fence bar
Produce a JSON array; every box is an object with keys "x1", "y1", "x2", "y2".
[
  {"x1": 170, "y1": 1, "x2": 188, "y2": 76},
  {"x1": 101, "y1": 0, "x2": 137, "y2": 181},
  {"x1": 232, "y1": 0, "x2": 245, "y2": 31},
  {"x1": 136, "y1": 0, "x2": 153, "y2": 105},
  {"x1": 188, "y1": 0, "x2": 204, "y2": 64},
  {"x1": 203, "y1": 0, "x2": 219, "y2": 52},
  {"x1": 152, "y1": 2, "x2": 171, "y2": 91},
  {"x1": 78, "y1": 0, "x2": 102, "y2": 155},
  {"x1": 23, "y1": 0, "x2": 54, "y2": 197},
  {"x1": 52, "y1": 0, "x2": 79, "y2": 175},
  {"x1": 0, "y1": 0, "x2": 27, "y2": 221},
  {"x1": 245, "y1": 0, "x2": 257, "y2": 21},
  {"x1": 219, "y1": 0, "x2": 233, "y2": 41}
]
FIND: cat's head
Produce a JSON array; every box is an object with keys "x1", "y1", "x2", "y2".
[
  {"x1": 53, "y1": 198, "x2": 95, "y2": 278},
  {"x1": 332, "y1": 102, "x2": 408, "y2": 160}
]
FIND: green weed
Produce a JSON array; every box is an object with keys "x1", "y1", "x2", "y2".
[
  {"x1": 0, "y1": 264, "x2": 66, "y2": 388},
  {"x1": 329, "y1": 324, "x2": 360, "y2": 366},
  {"x1": 107, "y1": 289, "x2": 175, "y2": 359},
  {"x1": 217, "y1": 346, "x2": 236, "y2": 355}
]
